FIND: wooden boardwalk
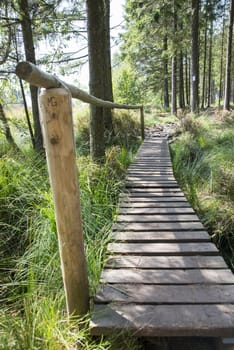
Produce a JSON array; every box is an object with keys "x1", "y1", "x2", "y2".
[{"x1": 90, "y1": 136, "x2": 234, "y2": 338}]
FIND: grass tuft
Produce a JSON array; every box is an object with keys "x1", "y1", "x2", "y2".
[{"x1": 170, "y1": 112, "x2": 234, "y2": 270}]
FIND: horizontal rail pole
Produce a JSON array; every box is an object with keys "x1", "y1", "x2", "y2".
[{"x1": 16, "y1": 61, "x2": 142, "y2": 110}]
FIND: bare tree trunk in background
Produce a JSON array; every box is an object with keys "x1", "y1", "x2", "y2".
[
  {"x1": 223, "y1": 0, "x2": 234, "y2": 110},
  {"x1": 163, "y1": 36, "x2": 169, "y2": 108},
  {"x1": 191, "y1": 0, "x2": 200, "y2": 113},
  {"x1": 185, "y1": 55, "x2": 190, "y2": 106},
  {"x1": 0, "y1": 103, "x2": 19, "y2": 149},
  {"x1": 207, "y1": 20, "x2": 213, "y2": 108},
  {"x1": 179, "y1": 51, "x2": 185, "y2": 109},
  {"x1": 103, "y1": 0, "x2": 115, "y2": 136},
  {"x1": 218, "y1": 2, "x2": 226, "y2": 109},
  {"x1": 201, "y1": 21, "x2": 208, "y2": 110},
  {"x1": 171, "y1": 57, "x2": 177, "y2": 115},
  {"x1": 171, "y1": 1, "x2": 177, "y2": 115},
  {"x1": 86, "y1": 0, "x2": 105, "y2": 160},
  {"x1": 19, "y1": 0, "x2": 43, "y2": 153}
]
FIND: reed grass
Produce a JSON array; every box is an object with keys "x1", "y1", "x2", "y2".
[
  {"x1": 0, "y1": 109, "x2": 142, "y2": 349},
  {"x1": 170, "y1": 112, "x2": 234, "y2": 270}
]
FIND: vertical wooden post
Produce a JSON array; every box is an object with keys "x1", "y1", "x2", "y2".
[
  {"x1": 140, "y1": 106, "x2": 145, "y2": 140},
  {"x1": 39, "y1": 87, "x2": 89, "y2": 317}
]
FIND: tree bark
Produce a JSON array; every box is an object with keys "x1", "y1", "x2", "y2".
[
  {"x1": 218, "y1": 4, "x2": 226, "y2": 109},
  {"x1": 0, "y1": 103, "x2": 18, "y2": 149},
  {"x1": 163, "y1": 36, "x2": 169, "y2": 108},
  {"x1": 86, "y1": 0, "x2": 105, "y2": 160},
  {"x1": 223, "y1": 0, "x2": 234, "y2": 110},
  {"x1": 171, "y1": 56, "x2": 177, "y2": 115},
  {"x1": 171, "y1": 1, "x2": 177, "y2": 115},
  {"x1": 201, "y1": 22, "x2": 208, "y2": 110},
  {"x1": 179, "y1": 51, "x2": 185, "y2": 109},
  {"x1": 102, "y1": 0, "x2": 115, "y2": 136},
  {"x1": 191, "y1": 0, "x2": 200, "y2": 113},
  {"x1": 19, "y1": 0, "x2": 43, "y2": 152},
  {"x1": 207, "y1": 21, "x2": 213, "y2": 108},
  {"x1": 185, "y1": 55, "x2": 190, "y2": 106}
]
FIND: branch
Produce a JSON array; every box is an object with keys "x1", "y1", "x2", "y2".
[{"x1": 16, "y1": 61, "x2": 142, "y2": 110}]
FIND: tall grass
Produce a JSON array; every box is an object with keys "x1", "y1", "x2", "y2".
[
  {"x1": 0, "y1": 109, "x2": 142, "y2": 349},
  {"x1": 170, "y1": 113, "x2": 234, "y2": 270}
]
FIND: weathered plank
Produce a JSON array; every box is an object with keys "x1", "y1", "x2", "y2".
[
  {"x1": 126, "y1": 182, "x2": 179, "y2": 188},
  {"x1": 118, "y1": 207, "x2": 195, "y2": 214},
  {"x1": 101, "y1": 268, "x2": 234, "y2": 284},
  {"x1": 117, "y1": 214, "x2": 200, "y2": 222},
  {"x1": 127, "y1": 169, "x2": 174, "y2": 176},
  {"x1": 120, "y1": 201, "x2": 191, "y2": 208},
  {"x1": 107, "y1": 242, "x2": 218, "y2": 255},
  {"x1": 95, "y1": 284, "x2": 234, "y2": 304},
  {"x1": 90, "y1": 304, "x2": 234, "y2": 337},
  {"x1": 111, "y1": 230, "x2": 210, "y2": 242},
  {"x1": 105, "y1": 255, "x2": 227, "y2": 269},
  {"x1": 113, "y1": 221, "x2": 204, "y2": 231},
  {"x1": 127, "y1": 176, "x2": 176, "y2": 181},
  {"x1": 121, "y1": 190, "x2": 185, "y2": 196},
  {"x1": 90, "y1": 135, "x2": 234, "y2": 338}
]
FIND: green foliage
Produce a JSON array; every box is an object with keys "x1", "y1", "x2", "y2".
[
  {"x1": 0, "y1": 109, "x2": 142, "y2": 349},
  {"x1": 170, "y1": 112, "x2": 234, "y2": 269},
  {"x1": 113, "y1": 62, "x2": 144, "y2": 105}
]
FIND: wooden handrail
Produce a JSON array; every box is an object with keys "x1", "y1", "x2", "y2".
[
  {"x1": 15, "y1": 61, "x2": 146, "y2": 318},
  {"x1": 16, "y1": 61, "x2": 143, "y2": 110}
]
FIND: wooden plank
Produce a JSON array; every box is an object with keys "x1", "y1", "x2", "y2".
[
  {"x1": 119, "y1": 197, "x2": 189, "y2": 202},
  {"x1": 107, "y1": 242, "x2": 218, "y2": 255},
  {"x1": 90, "y1": 304, "x2": 234, "y2": 336},
  {"x1": 117, "y1": 214, "x2": 200, "y2": 222},
  {"x1": 126, "y1": 183, "x2": 179, "y2": 188},
  {"x1": 127, "y1": 170, "x2": 174, "y2": 174},
  {"x1": 132, "y1": 163, "x2": 172, "y2": 166},
  {"x1": 113, "y1": 222, "x2": 205, "y2": 231},
  {"x1": 105, "y1": 255, "x2": 227, "y2": 269},
  {"x1": 121, "y1": 189, "x2": 184, "y2": 195},
  {"x1": 118, "y1": 207, "x2": 195, "y2": 214},
  {"x1": 128, "y1": 166, "x2": 173, "y2": 169},
  {"x1": 120, "y1": 202, "x2": 191, "y2": 208},
  {"x1": 111, "y1": 230, "x2": 210, "y2": 242},
  {"x1": 95, "y1": 284, "x2": 234, "y2": 304},
  {"x1": 101, "y1": 268, "x2": 233, "y2": 284},
  {"x1": 127, "y1": 176, "x2": 176, "y2": 181}
]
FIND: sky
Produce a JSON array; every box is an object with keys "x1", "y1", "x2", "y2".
[{"x1": 78, "y1": 0, "x2": 125, "y2": 87}]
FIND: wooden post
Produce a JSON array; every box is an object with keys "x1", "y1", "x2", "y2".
[
  {"x1": 140, "y1": 106, "x2": 145, "y2": 140},
  {"x1": 38, "y1": 88, "x2": 89, "y2": 317}
]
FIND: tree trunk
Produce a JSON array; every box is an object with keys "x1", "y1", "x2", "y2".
[
  {"x1": 218, "y1": 4, "x2": 226, "y2": 109},
  {"x1": 179, "y1": 51, "x2": 185, "y2": 109},
  {"x1": 207, "y1": 21, "x2": 213, "y2": 108},
  {"x1": 86, "y1": 0, "x2": 105, "y2": 160},
  {"x1": 201, "y1": 23, "x2": 208, "y2": 110},
  {"x1": 102, "y1": 0, "x2": 115, "y2": 136},
  {"x1": 163, "y1": 36, "x2": 169, "y2": 108},
  {"x1": 171, "y1": 56, "x2": 177, "y2": 115},
  {"x1": 19, "y1": 0, "x2": 43, "y2": 152},
  {"x1": 185, "y1": 55, "x2": 190, "y2": 106},
  {"x1": 191, "y1": 0, "x2": 200, "y2": 113},
  {"x1": 223, "y1": 0, "x2": 234, "y2": 110},
  {"x1": 0, "y1": 103, "x2": 18, "y2": 149},
  {"x1": 171, "y1": 1, "x2": 177, "y2": 115}
]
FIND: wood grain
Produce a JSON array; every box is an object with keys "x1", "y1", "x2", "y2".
[
  {"x1": 101, "y1": 268, "x2": 233, "y2": 284},
  {"x1": 90, "y1": 304, "x2": 234, "y2": 336},
  {"x1": 105, "y1": 255, "x2": 227, "y2": 269},
  {"x1": 107, "y1": 242, "x2": 219, "y2": 255}
]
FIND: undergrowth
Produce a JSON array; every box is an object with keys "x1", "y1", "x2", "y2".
[
  {"x1": 170, "y1": 112, "x2": 234, "y2": 270},
  {"x1": 0, "y1": 109, "x2": 142, "y2": 349}
]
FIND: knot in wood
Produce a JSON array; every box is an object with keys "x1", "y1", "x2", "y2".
[{"x1": 50, "y1": 135, "x2": 60, "y2": 145}]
